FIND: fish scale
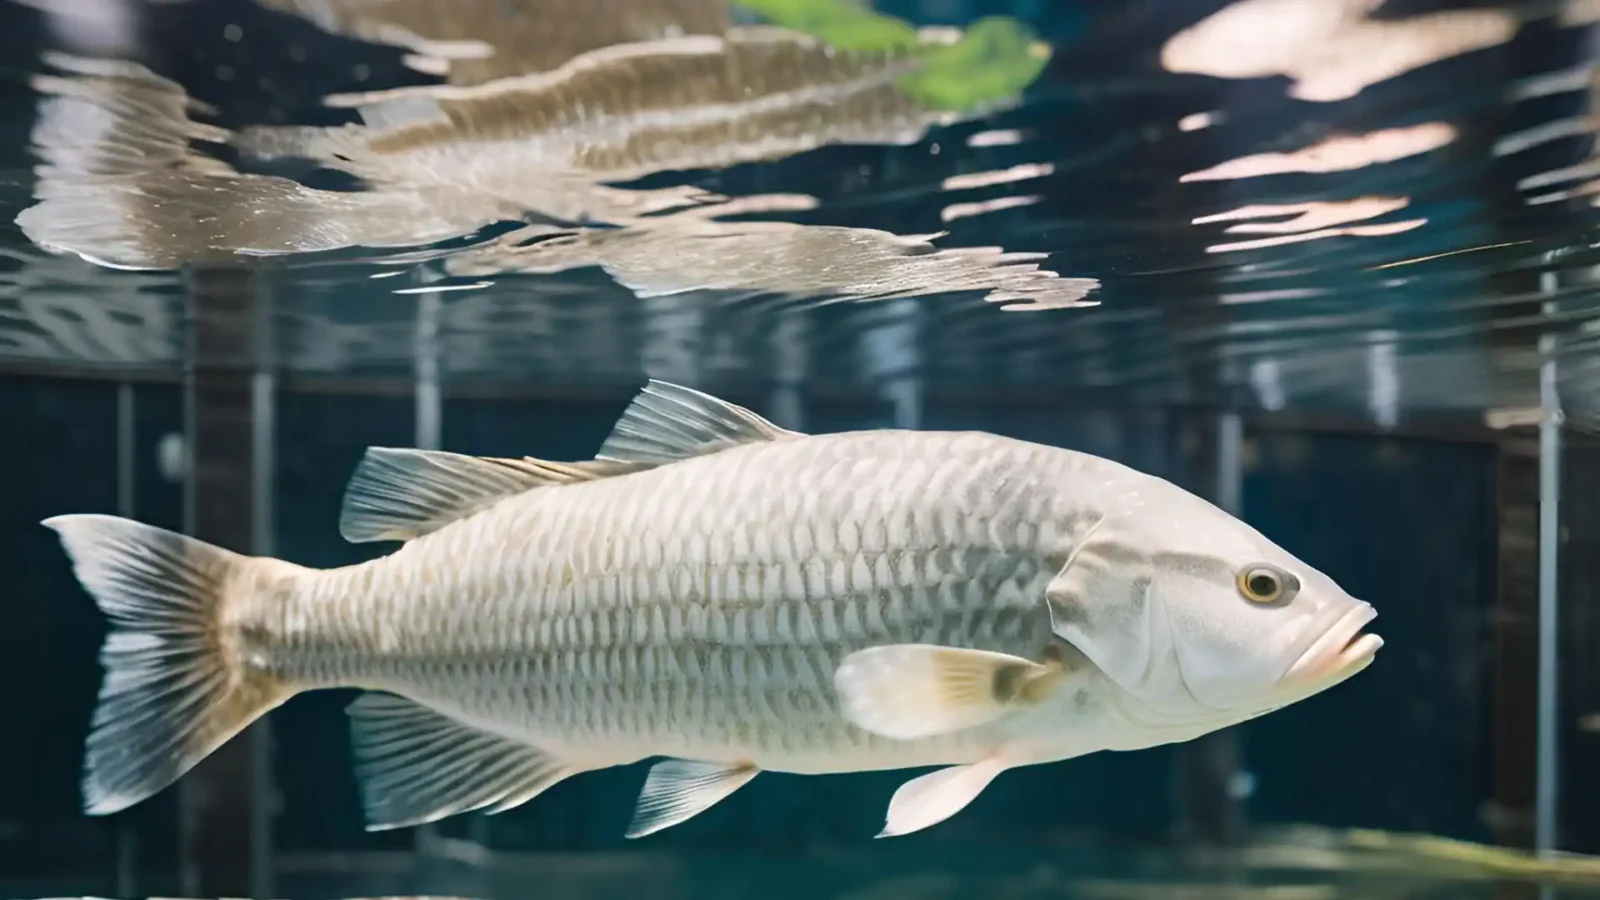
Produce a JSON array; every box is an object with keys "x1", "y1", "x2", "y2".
[{"x1": 260, "y1": 431, "x2": 1069, "y2": 773}]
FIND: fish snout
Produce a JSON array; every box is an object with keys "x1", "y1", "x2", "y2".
[{"x1": 1279, "y1": 601, "x2": 1382, "y2": 689}]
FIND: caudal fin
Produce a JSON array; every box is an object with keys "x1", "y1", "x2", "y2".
[{"x1": 43, "y1": 514, "x2": 292, "y2": 816}]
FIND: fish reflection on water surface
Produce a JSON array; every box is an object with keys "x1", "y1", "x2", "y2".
[{"x1": 44, "y1": 381, "x2": 1381, "y2": 838}]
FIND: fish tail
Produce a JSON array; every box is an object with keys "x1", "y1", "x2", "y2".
[{"x1": 43, "y1": 514, "x2": 297, "y2": 816}]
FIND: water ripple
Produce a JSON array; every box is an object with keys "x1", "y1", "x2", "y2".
[{"x1": 2, "y1": 0, "x2": 1599, "y2": 426}]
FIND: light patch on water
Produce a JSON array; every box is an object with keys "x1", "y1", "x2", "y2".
[
  {"x1": 966, "y1": 128, "x2": 1026, "y2": 147},
  {"x1": 1180, "y1": 123, "x2": 1457, "y2": 182},
  {"x1": 14, "y1": 0, "x2": 141, "y2": 57},
  {"x1": 1222, "y1": 289, "x2": 1326, "y2": 305},
  {"x1": 1161, "y1": 0, "x2": 1519, "y2": 102},
  {"x1": 1178, "y1": 111, "x2": 1220, "y2": 132},
  {"x1": 1204, "y1": 220, "x2": 1427, "y2": 254},
  {"x1": 390, "y1": 281, "x2": 495, "y2": 295},
  {"x1": 941, "y1": 162, "x2": 1055, "y2": 192},
  {"x1": 1196, "y1": 198, "x2": 1412, "y2": 234},
  {"x1": 1196, "y1": 198, "x2": 1426, "y2": 253},
  {"x1": 940, "y1": 194, "x2": 1043, "y2": 223}
]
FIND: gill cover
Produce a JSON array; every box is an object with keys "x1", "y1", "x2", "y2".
[{"x1": 1043, "y1": 519, "x2": 1183, "y2": 703}]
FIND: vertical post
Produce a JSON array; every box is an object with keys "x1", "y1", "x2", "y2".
[
  {"x1": 1367, "y1": 330, "x2": 1400, "y2": 430},
  {"x1": 412, "y1": 287, "x2": 445, "y2": 863},
  {"x1": 769, "y1": 312, "x2": 806, "y2": 431},
  {"x1": 113, "y1": 383, "x2": 137, "y2": 898},
  {"x1": 1535, "y1": 286, "x2": 1562, "y2": 857},
  {"x1": 415, "y1": 291, "x2": 442, "y2": 452},
  {"x1": 768, "y1": 309, "x2": 812, "y2": 843},
  {"x1": 1172, "y1": 412, "x2": 1247, "y2": 848},
  {"x1": 639, "y1": 290, "x2": 706, "y2": 387},
  {"x1": 1488, "y1": 272, "x2": 1564, "y2": 858},
  {"x1": 863, "y1": 299, "x2": 921, "y2": 430},
  {"x1": 249, "y1": 284, "x2": 276, "y2": 900},
  {"x1": 1492, "y1": 432, "x2": 1540, "y2": 850},
  {"x1": 179, "y1": 265, "x2": 272, "y2": 898},
  {"x1": 116, "y1": 384, "x2": 135, "y2": 518},
  {"x1": 1216, "y1": 413, "x2": 1243, "y2": 514}
]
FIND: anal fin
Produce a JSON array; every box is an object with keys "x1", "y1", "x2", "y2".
[
  {"x1": 339, "y1": 447, "x2": 648, "y2": 543},
  {"x1": 834, "y1": 644, "x2": 1065, "y2": 740},
  {"x1": 348, "y1": 692, "x2": 577, "y2": 830},
  {"x1": 625, "y1": 759, "x2": 759, "y2": 838}
]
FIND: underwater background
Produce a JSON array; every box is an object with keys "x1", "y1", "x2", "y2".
[{"x1": 0, "y1": 0, "x2": 1597, "y2": 897}]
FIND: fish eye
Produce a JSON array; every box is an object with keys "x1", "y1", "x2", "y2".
[{"x1": 1236, "y1": 564, "x2": 1298, "y2": 604}]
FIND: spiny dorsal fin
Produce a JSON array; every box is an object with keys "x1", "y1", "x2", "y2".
[
  {"x1": 347, "y1": 692, "x2": 577, "y2": 830},
  {"x1": 339, "y1": 447, "x2": 649, "y2": 543},
  {"x1": 596, "y1": 380, "x2": 803, "y2": 466}
]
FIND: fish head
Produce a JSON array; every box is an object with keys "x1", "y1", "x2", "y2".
[{"x1": 1045, "y1": 494, "x2": 1380, "y2": 724}]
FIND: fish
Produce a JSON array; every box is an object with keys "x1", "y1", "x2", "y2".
[{"x1": 44, "y1": 380, "x2": 1382, "y2": 839}]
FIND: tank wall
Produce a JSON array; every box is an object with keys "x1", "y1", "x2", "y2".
[{"x1": 0, "y1": 373, "x2": 1536, "y2": 887}]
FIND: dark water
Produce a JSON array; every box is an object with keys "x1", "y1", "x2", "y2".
[{"x1": 2, "y1": 1, "x2": 1600, "y2": 898}]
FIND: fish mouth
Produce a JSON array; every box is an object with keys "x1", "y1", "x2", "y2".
[{"x1": 1280, "y1": 602, "x2": 1383, "y2": 689}]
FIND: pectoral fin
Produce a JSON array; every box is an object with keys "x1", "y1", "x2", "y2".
[
  {"x1": 347, "y1": 692, "x2": 580, "y2": 830},
  {"x1": 625, "y1": 759, "x2": 760, "y2": 838},
  {"x1": 833, "y1": 644, "x2": 1066, "y2": 740},
  {"x1": 879, "y1": 757, "x2": 1008, "y2": 838}
]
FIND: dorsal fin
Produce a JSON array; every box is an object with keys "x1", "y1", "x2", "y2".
[
  {"x1": 341, "y1": 382, "x2": 797, "y2": 543},
  {"x1": 596, "y1": 380, "x2": 802, "y2": 465},
  {"x1": 339, "y1": 447, "x2": 648, "y2": 543}
]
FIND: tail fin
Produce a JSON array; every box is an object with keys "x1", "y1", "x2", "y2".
[{"x1": 43, "y1": 514, "x2": 292, "y2": 816}]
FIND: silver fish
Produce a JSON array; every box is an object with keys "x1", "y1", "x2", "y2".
[{"x1": 46, "y1": 380, "x2": 1382, "y2": 838}]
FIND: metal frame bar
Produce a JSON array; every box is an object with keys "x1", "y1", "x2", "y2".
[
  {"x1": 1535, "y1": 291, "x2": 1562, "y2": 856},
  {"x1": 409, "y1": 285, "x2": 454, "y2": 872},
  {"x1": 250, "y1": 283, "x2": 277, "y2": 900},
  {"x1": 113, "y1": 382, "x2": 138, "y2": 897},
  {"x1": 178, "y1": 265, "x2": 272, "y2": 898},
  {"x1": 1170, "y1": 411, "x2": 1246, "y2": 848}
]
